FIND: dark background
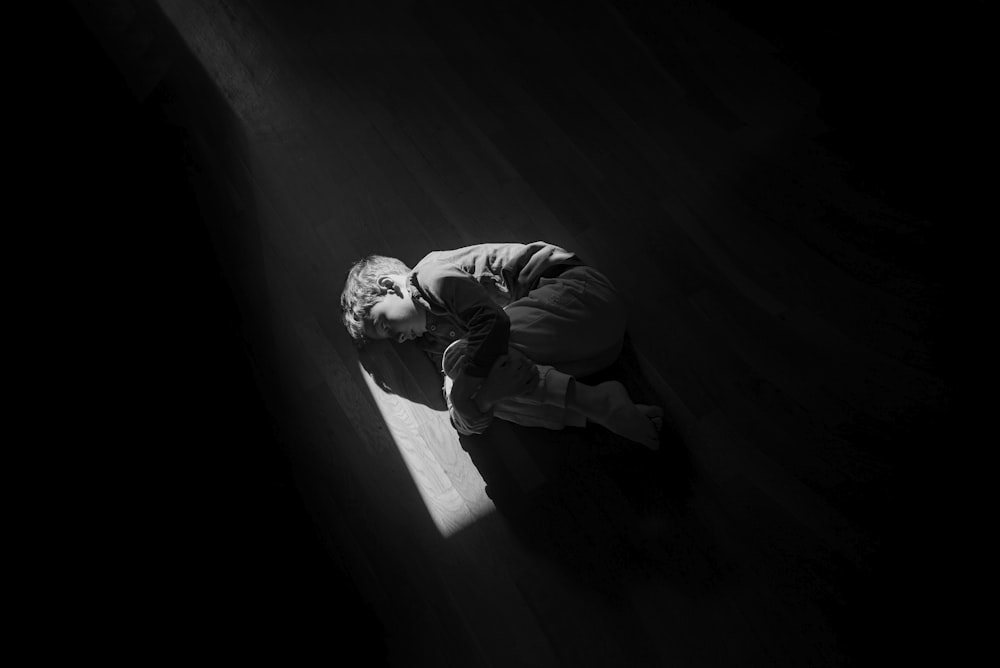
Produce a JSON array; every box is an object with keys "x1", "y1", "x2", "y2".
[{"x1": 701, "y1": 1, "x2": 947, "y2": 226}]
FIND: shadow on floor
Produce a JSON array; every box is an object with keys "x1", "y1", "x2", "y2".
[
  {"x1": 357, "y1": 338, "x2": 448, "y2": 411},
  {"x1": 356, "y1": 328, "x2": 713, "y2": 600},
  {"x1": 456, "y1": 333, "x2": 711, "y2": 601}
]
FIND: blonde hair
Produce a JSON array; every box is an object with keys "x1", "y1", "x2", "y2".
[{"x1": 340, "y1": 254, "x2": 411, "y2": 347}]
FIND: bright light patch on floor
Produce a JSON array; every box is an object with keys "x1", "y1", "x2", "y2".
[{"x1": 357, "y1": 360, "x2": 495, "y2": 538}]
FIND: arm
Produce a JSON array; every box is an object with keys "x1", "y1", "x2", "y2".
[
  {"x1": 415, "y1": 263, "x2": 511, "y2": 378},
  {"x1": 470, "y1": 347, "x2": 539, "y2": 410},
  {"x1": 414, "y1": 263, "x2": 508, "y2": 434},
  {"x1": 444, "y1": 350, "x2": 540, "y2": 436}
]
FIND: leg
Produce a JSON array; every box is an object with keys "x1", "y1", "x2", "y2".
[
  {"x1": 490, "y1": 364, "x2": 587, "y2": 430},
  {"x1": 505, "y1": 266, "x2": 627, "y2": 378},
  {"x1": 491, "y1": 364, "x2": 664, "y2": 450},
  {"x1": 565, "y1": 377, "x2": 664, "y2": 450},
  {"x1": 499, "y1": 267, "x2": 662, "y2": 448}
]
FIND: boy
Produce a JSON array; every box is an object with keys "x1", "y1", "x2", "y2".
[{"x1": 340, "y1": 242, "x2": 662, "y2": 449}]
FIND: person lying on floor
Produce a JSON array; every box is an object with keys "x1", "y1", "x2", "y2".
[{"x1": 340, "y1": 241, "x2": 663, "y2": 450}]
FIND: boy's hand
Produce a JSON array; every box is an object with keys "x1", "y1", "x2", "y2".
[{"x1": 475, "y1": 350, "x2": 539, "y2": 410}]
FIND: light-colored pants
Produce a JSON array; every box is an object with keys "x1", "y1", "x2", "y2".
[{"x1": 449, "y1": 265, "x2": 627, "y2": 432}]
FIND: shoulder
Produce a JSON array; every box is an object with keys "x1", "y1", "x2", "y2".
[
  {"x1": 411, "y1": 261, "x2": 477, "y2": 305},
  {"x1": 412, "y1": 260, "x2": 470, "y2": 287}
]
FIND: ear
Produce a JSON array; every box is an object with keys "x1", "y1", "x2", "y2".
[{"x1": 376, "y1": 275, "x2": 395, "y2": 295}]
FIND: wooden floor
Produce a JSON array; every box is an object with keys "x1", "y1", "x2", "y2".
[{"x1": 66, "y1": 0, "x2": 951, "y2": 665}]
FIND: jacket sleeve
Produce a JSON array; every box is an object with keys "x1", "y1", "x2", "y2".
[{"x1": 415, "y1": 263, "x2": 510, "y2": 378}]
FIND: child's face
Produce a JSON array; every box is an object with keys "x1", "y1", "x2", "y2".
[{"x1": 365, "y1": 274, "x2": 427, "y2": 343}]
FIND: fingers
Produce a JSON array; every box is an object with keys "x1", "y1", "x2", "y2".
[
  {"x1": 506, "y1": 360, "x2": 534, "y2": 393},
  {"x1": 514, "y1": 362, "x2": 538, "y2": 395},
  {"x1": 485, "y1": 353, "x2": 540, "y2": 398}
]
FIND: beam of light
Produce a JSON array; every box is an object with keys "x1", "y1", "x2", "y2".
[
  {"x1": 356, "y1": 358, "x2": 496, "y2": 538},
  {"x1": 159, "y1": 0, "x2": 495, "y2": 539},
  {"x1": 156, "y1": 0, "x2": 274, "y2": 132}
]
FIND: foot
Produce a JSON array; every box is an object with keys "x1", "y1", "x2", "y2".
[{"x1": 593, "y1": 381, "x2": 663, "y2": 450}]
